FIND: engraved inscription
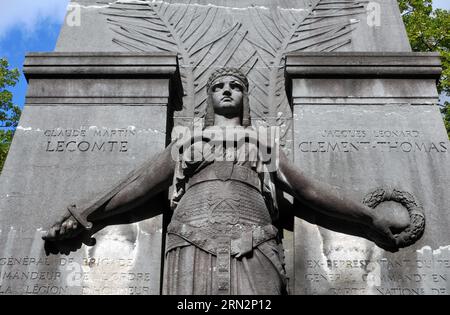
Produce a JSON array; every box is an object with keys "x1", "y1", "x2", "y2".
[
  {"x1": 299, "y1": 129, "x2": 448, "y2": 153},
  {"x1": 302, "y1": 249, "x2": 450, "y2": 295},
  {"x1": 43, "y1": 127, "x2": 137, "y2": 153},
  {"x1": 45, "y1": 141, "x2": 129, "y2": 153},
  {"x1": 0, "y1": 256, "x2": 153, "y2": 295}
]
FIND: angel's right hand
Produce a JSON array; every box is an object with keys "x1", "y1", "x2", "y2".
[{"x1": 42, "y1": 213, "x2": 83, "y2": 241}]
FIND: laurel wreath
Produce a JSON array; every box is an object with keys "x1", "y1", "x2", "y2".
[{"x1": 363, "y1": 187, "x2": 426, "y2": 248}]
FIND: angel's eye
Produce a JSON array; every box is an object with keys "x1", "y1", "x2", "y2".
[
  {"x1": 212, "y1": 83, "x2": 224, "y2": 92},
  {"x1": 230, "y1": 82, "x2": 244, "y2": 92}
]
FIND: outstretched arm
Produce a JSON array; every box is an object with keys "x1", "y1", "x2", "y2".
[
  {"x1": 43, "y1": 142, "x2": 176, "y2": 241},
  {"x1": 275, "y1": 150, "x2": 398, "y2": 247},
  {"x1": 93, "y1": 142, "x2": 176, "y2": 220}
]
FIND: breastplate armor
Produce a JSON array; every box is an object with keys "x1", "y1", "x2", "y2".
[{"x1": 166, "y1": 162, "x2": 278, "y2": 257}]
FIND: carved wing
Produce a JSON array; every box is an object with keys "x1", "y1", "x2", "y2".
[
  {"x1": 244, "y1": 0, "x2": 367, "y2": 141},
  {"x1": 102, "y1": 1, "x2": 248, "y2": 119},
  {"x1": 102, "y1": 0, "x2": 367, "y2": 145}
]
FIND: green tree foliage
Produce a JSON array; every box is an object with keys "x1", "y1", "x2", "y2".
[
  {"x1": 442, "y1": 104, "x2": 450, "y2": 137},
  {"x1": 398, "y1": 0, "x2": 449, "y2": 94},
  {"x1": 398, "y1": 0, "x2": 450, "y2": 137},
  {"x1": 0, "y1": 58, "x2": 21, "y2": 172}
]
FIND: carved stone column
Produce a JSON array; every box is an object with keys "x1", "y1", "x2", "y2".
[
  {"x1": 286, "y1": 52, "x2": 449, "y2": 295},
  {"x1": 0, "y1": 53, "x2": 180, "y2": 295}
]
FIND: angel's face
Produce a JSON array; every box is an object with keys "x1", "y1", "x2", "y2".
[{"x1": 209, "y1": 76, "x2": 245, "y2": 117}]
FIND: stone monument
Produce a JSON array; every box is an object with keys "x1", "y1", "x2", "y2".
[{"x1": 0, "y1": 0, "x2": 448, "y2": 295}]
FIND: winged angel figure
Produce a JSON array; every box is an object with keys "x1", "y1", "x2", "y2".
[{"x1": 43, "y1": 1, "x2": 424, "y2": 295}]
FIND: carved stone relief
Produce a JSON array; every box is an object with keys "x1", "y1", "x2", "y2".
[{"x1": 100, "y1": 0, "x2": 368, "y2": 146}]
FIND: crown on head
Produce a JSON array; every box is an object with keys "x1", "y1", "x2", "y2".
[{"x1": 206, "y1": 67, "x2": 249, "y2": 91}]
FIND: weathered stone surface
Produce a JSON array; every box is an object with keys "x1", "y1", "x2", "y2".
[
  {"x1": 56, "y1": 0, "x2": 410, "y2": 134},
  {"x1": 1, "y1": 0, "x2": 447, "y2": 295},
  {"x1": 0, "y1": 53, "x2": 179, "y2": 295},
  {"x1": 287, "y1": 53, "x2": 450, "y2": 295},
  {"x1": 54, "y1": 2, "x2": 412, "y2": 289},
  {"x1": 57, "y1": 0, "x2": 410, "y2": 53}
]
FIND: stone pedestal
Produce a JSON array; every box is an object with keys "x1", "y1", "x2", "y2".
[
  {"x1": 0, "y1": 53, "x2": 180, "y2": 295},
  {"x1": 286, "y1": 52, "x2": 450, "y2": 295},
  {"x1": 2, "y1": 0, "x2": 448, "y2": 295},
  {"x1": 50, "y1": 0, "x2": 417, "y2": 293}
]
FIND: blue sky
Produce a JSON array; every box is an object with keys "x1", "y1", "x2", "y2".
[
  {"x1": 0, "y1": 0, "x2": 69, "y2": 110},
  {"x1": 434, "y1": 0, "x2": 450, "y2": 11},
  {"x1": 0, "y1": 0, "x2": 449, "y2": 110}
]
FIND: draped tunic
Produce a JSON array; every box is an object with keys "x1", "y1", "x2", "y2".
[{"x1": 163, "y1": 126, "x2": 288, "y2": 295}]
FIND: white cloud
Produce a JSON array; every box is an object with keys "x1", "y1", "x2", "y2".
[
  {"x1": 434, "y1": 0, "x2": 450, "y2": 10},
  {"x1": 0, "y1": 0, "x2": 70, "y2": 39}
]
